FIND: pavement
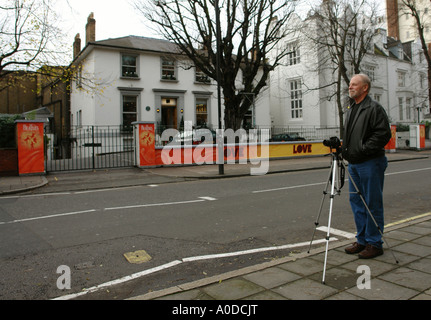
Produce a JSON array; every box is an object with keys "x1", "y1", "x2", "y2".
[{"x1": 1, "y1": 148, "x2": 431, "y2": 300}]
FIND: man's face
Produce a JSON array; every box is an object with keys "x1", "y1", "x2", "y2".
[{"x1": 349, "y1": 76, "x2": 368, "y2": 101}]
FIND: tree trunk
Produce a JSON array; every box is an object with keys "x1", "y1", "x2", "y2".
[{"x1": 428, "y1": 67, "x2": 431, "y2": 114}]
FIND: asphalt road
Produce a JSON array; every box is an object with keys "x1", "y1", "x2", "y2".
[{"x1": 0, "y1": 158, "x2": 430, "y2": 300}]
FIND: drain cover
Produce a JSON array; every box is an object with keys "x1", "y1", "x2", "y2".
[{"x1": 123, "y1": 250, "x2": 152, "y2": 264}]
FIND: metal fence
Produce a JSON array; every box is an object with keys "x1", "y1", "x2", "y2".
[
  {"x1": 267, "y1": 126, "x2": 341, "y2": 141},
  {"x1": 154, "y1": 124, "x2": 341, "y2": 146},
  {"x1": 45, "y1": 125, "x2": 135, "y2": 172},
  {"x1": 44, "y1": 124, "x2": 340, "y2": 172}
]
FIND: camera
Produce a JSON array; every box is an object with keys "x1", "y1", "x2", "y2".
[{"x1": 323, "y1": 136, "x2": 342, "y2": 153}]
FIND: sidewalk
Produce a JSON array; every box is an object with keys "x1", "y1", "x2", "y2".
[
  {"x1": 1, "y1": 149, "x2": 430, "y2": 300},
  {"x1": 130, "y1": 214, "x2": 431, "y2": 300}
]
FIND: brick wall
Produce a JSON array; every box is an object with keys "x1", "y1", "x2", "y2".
[{"x1": 0, "y1": 149, "x2": 18, "y2": 176}]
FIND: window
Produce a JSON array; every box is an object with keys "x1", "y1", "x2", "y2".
[
  {"x1": 363, "y1": 65, "x2": 376, "y2": 82},
  {"x1": 398, "y1": 97, "x2": 404, "y2": 121},
  {"x1": 374, "y1": 94, "x2": 381, "y2": 103},
  {"x1": 122, "y1": 54, "x2": 139, "y2": 78},
  {"x1": 406, "y1": 98, "x2": 412, "y2": 120},
  {"x1": 290, "y1": 80, "x2": 303, "y2": 119},
  {"x1": 398, "y1": 71, "x2": 406, "y2": 87},
  {"x1": 398, "y1": 47, "x2": 404, "y2": 60},
  {"x1": 286, "y1": 42, "x2": 300, "y2": 66},
  {"x1": 76, "y1": 110, "x2": 82, "y2": 127},
  {"x1": 420, "y1": 74, "x2": 426, "y2": 89},
  {"x1": 161, "y1": 58, "x2": 176, "y2": 80},
  {"x1": 196, "y1": 99, "x2": 208, "y2": 127},
  {"x1": 122, "y1": 95, "x2": 138, "y2": 128},
  {"x1": 195, "y1": 67, "x2": 210, "y2": 83}
]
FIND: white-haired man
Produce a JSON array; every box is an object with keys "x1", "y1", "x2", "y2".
[{"x1": 342, "y1": 74, "x2": 392, "y2": 259}]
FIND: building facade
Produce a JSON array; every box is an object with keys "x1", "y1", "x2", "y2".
[
  {"x1": 269, "y1": 12, "x2": 429, "y2": 137},
  {"x1": 70, "y1": 14, "x2": 271, "y2": 139}
]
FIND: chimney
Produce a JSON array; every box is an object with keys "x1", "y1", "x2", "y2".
[
  {"x1": 73, "y1": 33, "x2": 81, "y2": 59},
  {"x1": 86, "y1": 12, "x2": 96, "y2": 44},
  {"x1": 386, "y1": 0, "x2": 399, "y2": 40}
]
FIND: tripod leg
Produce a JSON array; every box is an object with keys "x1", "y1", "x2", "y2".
[
  {"x1": 322, "y1": 157, "x2": 338, "y2": 284},
  {"x1": 308, "y1": 160, "x2": 333, "y2": 253},
  {"x1": 343, "y1": 161, "x2": 399, "y2": 264}
]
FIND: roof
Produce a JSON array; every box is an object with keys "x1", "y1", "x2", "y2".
[
  {"x1": 72, "y1": 35, "x2": 184, "y2": 65},
  {"x1": 89, "y1": 36, "x2": 182, "y2": 54},
  {"x1": 22, "y1": 107, "x2": 53, "y2": 119}
]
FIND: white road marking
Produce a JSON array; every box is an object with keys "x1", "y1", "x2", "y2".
[
  {"x1": 52, "y1": 238, "x2": 333, "y2": 300},
  {"x1": 0, "y1": 192, "x2": 72, "y2": 200},
  {"x1": 252, "y1": 182, "x2": 326, "y2": 194},
  {"x1": 103, "y1": 199, "x2": 207, "y2": 211},
  {"x1": 316, "y1": 226, "x2": 356, "y2": 239},
  {"x1": 198, "y1": 197, "x2": 217, "y2": 201},
  {"x1": 251, "y1": 167, "x2": 431, "y2": 194},
  {"x1": 182, "y1": 238, "x2": 336, "y2": 262},
  {"x1": 384, "y1": 167, "x2": 431, "y2": 176},
  {"x1": 0, "y1": 197, "x2": 217, "y2": 225},
  {"x1": 0, "y1": 210, "x2": 97, "y2": 225},
  {"x1": 52, "y1": 260, "x2": 183, "y2": 300}
]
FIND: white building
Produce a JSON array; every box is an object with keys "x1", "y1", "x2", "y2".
[
  {"x1": 269, "y1": 12, "x2": 429, "y2": 137},
  {"x1": 70, "y1": 14, "x2": 271, "y2": 136}
]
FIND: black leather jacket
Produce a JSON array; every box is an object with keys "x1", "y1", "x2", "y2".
[{"x1": 342, "y1": 95, "x2": 391, "y2": 164}]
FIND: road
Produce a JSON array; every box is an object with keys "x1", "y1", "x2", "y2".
[{"x1": 0, "y1": 158, "x2": 430, "y2": 300}]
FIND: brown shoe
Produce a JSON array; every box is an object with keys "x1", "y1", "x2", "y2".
[
  {"x1": 345, "y1": 242, "x2": 366, "y2": 254},
  {"x1": 358, "y1": 244, "x2": 383, "y2": 259}
]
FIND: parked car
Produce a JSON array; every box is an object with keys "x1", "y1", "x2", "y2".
[
  {"x1": 169, "y1": 128, "x2": 217, "y2": 145},
  {"x1": 269, "y1": 133, "x2": 306, "y2": 142}
]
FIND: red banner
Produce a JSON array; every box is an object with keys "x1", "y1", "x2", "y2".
[
  {"x1": 385, "y1": 125, "x2": 397, "y2": 151},
  {"x1": 138, "y1": 123, "x2": 156, "y2": 167},
  {"x1": 419, "y1": 124, "x2": 426, "y2": 149},
  {"x1": 16, "y1": 121, "x2": 45, "y2": 175}
]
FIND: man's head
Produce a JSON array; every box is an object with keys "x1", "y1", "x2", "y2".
[{"x1": 349, "y1": 74, "x2": 371, "y2": 104}]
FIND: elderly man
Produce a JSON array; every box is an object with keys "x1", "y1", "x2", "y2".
[{"x1": 342, "y1": 74, "x2": 392, "y2": 259}]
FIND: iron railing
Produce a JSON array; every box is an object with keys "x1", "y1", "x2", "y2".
[{"x1": 45, "y1": 125, "x2": 135, "y2": 172}]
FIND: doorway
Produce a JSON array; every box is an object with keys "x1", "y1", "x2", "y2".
[{"x1": 161, "y1": 98, "x2": 177, "y2": 129}]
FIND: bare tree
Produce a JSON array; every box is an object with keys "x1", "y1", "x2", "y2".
[
  {"x1": 133, "y1": 0, "x2": 296, "y2": 130},
  {"x1": 399, "y1": 0, "x2": 431, "y2": 114},
  {"x1": 303, "y1": 0, "x2": 381, "y2": 135},
  {"x1": 0, "y1": 0, "x2": 67, "y2": 77}
]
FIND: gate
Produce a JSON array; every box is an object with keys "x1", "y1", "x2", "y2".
[{"x1": 45, "y1": 125, "x2": 135, "y2": 172}]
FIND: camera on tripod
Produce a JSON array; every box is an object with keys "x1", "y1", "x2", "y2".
[{"x1": 323, "y1": 136, "x2": 342, "y2": 154}]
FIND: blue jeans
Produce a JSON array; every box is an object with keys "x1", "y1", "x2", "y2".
[{"x1": 348, "y1": 156, "x2": 388, "y2": 248}]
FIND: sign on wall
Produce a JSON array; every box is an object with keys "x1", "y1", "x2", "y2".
[
  {"x1": 137, "y1": 123, "x2": 156, "y2": 167},
  {"x1": 16, "y1": 121, "x2": 45, "y2": 175}
]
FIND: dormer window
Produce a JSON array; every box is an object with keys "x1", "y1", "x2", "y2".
[{"x1": 398, "y1": 47, "x2": 404, "y2": 60}]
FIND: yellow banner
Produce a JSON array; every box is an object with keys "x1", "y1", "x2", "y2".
[{"x1": 267, "y1": 142, "x2": 331, "y2": 159}]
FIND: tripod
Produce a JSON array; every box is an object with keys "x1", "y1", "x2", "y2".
[{"x1": 308, "y1": 148, "x2": 399, "y2": 284}]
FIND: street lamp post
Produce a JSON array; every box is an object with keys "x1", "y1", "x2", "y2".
[{"x1": 215, "y1": 0, "x2": 224, "y2": 175}]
